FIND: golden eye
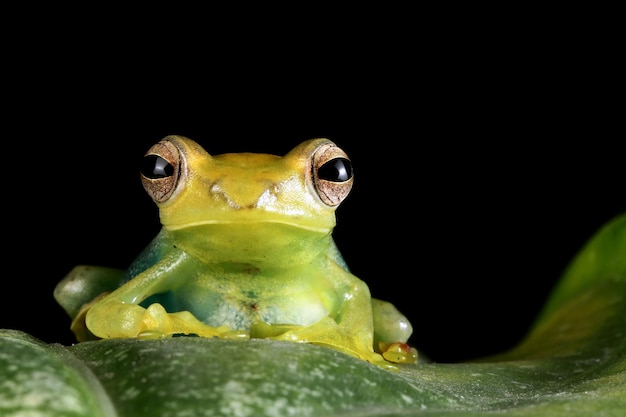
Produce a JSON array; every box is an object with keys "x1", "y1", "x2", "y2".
[
  {"x1": 311, "y1": 142, "x2": 354, "y2": 206},
  {"x1": 140, "y1": 139, "x2": 183, "y2": 203}
]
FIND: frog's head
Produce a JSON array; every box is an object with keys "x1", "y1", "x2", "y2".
[{"x1": 139, "y1": 135, "x2": 354, "y2": 265}]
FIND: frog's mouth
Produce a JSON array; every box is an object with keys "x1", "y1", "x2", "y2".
[{"x1": 164, "y1": 219, "x2": 332, "y2": 234}]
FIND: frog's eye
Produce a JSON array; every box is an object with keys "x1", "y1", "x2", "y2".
[
  {"x1": 142, "y1": 155, "x2": 174, "y2": 178},
  {"x1": 140, "y1": 139, "x2": 183, "y2": 203},
  {"x1": 311, "y1": 143, "x2": 354, "y2": 206}
]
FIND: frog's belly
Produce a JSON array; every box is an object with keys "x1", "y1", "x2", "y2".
[{"x1": 149, "y1": 288, "x2": 330, "y2": 331}]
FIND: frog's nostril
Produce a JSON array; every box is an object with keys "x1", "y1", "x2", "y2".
[{"x1": 209, "y1": 181, "x2": 279, "y2": 210}]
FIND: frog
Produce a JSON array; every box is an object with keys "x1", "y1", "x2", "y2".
[{"x1": 54, "y1": 135, "x2": 416, "y2": 370}]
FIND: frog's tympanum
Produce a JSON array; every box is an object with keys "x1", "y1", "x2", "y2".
[{"x1": 55, "y1": 136, "x2": 416, "y2": 369}]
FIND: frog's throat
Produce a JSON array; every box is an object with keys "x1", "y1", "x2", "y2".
[{"x1": 163, "y1": 219, "x2": 333, "y2": 234}]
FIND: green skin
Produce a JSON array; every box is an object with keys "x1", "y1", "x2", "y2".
[{"x1": 56, "y1": 136, "x2": 413, "y2": 370}]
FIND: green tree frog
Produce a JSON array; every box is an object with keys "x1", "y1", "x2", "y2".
[{"x1": 55, "y1": 135, "x2": 416, "y2": 370}]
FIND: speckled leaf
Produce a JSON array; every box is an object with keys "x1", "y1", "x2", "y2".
[
  {"x1": 1, "y1": 213, "x2": 625, "y2": 416},
  {"x1": 0, "y1": 329, "x2": 115, "y2": 417}
]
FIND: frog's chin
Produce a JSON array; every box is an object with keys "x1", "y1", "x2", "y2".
[{"x1": 163, "y1": 221, "x2": 333, "y2": 267}]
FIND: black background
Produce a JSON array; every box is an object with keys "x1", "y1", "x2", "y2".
[{"x1": 3, "y1": 14, "x2": 623, "y2": 363}]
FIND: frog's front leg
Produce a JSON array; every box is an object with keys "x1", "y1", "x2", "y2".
[
  {"x1": 85, "y1": 251, "x2": 245, "y2": 340},
  {"x1": 259, "y1": 281, "x2": 396, "y2": 370}
]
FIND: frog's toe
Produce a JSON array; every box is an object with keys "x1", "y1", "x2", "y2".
[
  {"x1": 137, "y1": 329, "x2": 169, "y2": 339},
  {"x1": 219, "y1": 329, "x2": 250, "y2": 340},
  {"x1": 378, "y1": 341, "x2": 418, "y2": 364},
  {"x1": 250, "y1": 322, "x2": 302, "y2": 339}
]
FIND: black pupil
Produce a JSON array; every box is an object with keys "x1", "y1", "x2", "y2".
[
  {"x1": 141, "y1": 155, "x2": 174, "y2": 178},
  {"x1": 318, "y1": 158, "x2": 352, "y2": 182}
]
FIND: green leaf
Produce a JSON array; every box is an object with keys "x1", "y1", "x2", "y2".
[
  {"x1": 2, "y1": 213, "x2": 625, "y2": 416},
  {"x1": 0, "y1": 329, "x2": 116, "y2": 417}
]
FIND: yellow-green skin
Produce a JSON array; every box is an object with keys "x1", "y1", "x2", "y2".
[{"x1": 57, "y1": 136, "x2": 413, "y2": 370}]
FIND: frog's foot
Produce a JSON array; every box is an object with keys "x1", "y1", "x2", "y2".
[
  {"x1": 86, "y1": 300, "x2": 249, "y2": 340},
  {"x1": 139, "y1": 304, "x2": 249, "y2": 340},
  {"x1": 377, "y1": 341, "x2": 418, "y2": 364},
  {"x1": 70, "y1": 292, "x2": 110, "y2": 342},
  {"x1": 251, "y1": 319, "x2": 399, "y2": 371}
]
